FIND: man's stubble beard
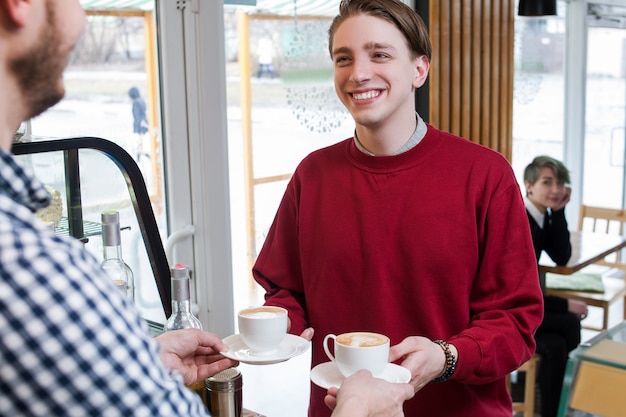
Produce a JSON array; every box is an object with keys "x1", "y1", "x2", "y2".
[{"x1": 10, "y1": 1, "x2": 71, "y2": 120}]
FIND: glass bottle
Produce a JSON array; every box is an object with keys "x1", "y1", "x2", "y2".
[
  {"x1": 101, "y1": 210, "x2": 135, "y2": 300},
  {"x1": 163, "y1": 264, "x2": 202, "y2": 331},
  {"x1": 163, "y1": 264, "x2": 205, "y2": 402}
]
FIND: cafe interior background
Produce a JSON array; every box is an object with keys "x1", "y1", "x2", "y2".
[{"x1": 14, "y1": 0, "x2": 626, "y2": 415}]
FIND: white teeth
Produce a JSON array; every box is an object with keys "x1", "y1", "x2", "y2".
[{"x1": 353, "y1": 90, "x2": 380, "y2": 100}]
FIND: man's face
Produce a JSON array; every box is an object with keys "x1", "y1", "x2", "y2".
[
  {"x1": 10, "y1": 0, "x2": 85, "y2": 120},
  {"x1": 331, "y1": 14, "x2": 426, "y2": 131}
]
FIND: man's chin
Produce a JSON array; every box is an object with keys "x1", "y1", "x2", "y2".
[{"x1": 27, "y1": 91, "x2": 65, "y2": 120}]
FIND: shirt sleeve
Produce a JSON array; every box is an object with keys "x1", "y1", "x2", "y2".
[
  {"x1": 448, "y1": 179, "x2": 544, "y2": 384},
  {"x1": 253, "y1": 184, "x2": 309, "y2": 335},
  {"x1": 543, "y1": 208, "x2": 572, "y2": 265}
]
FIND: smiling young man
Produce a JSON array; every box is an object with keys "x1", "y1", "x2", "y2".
[{"x1": 253, "y1": 0, "x2": 544, "y2": 416}]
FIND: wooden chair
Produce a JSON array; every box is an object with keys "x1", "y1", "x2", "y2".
[
  {"x1": 507, "y1": 354, "x2": 540, "y2": 417},
  {"x1": 546, "y1": 205, "x2": 626, "y2": 331}
]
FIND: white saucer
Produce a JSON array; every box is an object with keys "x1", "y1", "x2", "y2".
[
  {"x1": 222, "y1": 333, "x2": 310, "y2": 365},
  {"x1": 310, "y1": 362, "x2": 411, "y2": 390}
]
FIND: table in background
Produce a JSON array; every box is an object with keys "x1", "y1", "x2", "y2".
[
  {"x1": 557, "y1": 320, "x2": 626, "y2": 417},
  {"x1": 539, "y1": 231, "x2": 626, "y2": 275}
]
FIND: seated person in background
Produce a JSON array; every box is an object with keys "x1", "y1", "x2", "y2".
[{"x1": 523, "y1": 155, "x2": 588, "y2": 417}]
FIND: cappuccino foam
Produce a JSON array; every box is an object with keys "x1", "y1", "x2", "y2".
[
  {"x1": 336, "y1": 332, "x2": 388, "y2": 347},
  {"x1": 239, "y1": 306, "x2": 285, "y2": 319}
]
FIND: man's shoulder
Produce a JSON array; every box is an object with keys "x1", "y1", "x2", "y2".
[
  {"x1": 300, "y1": 138, "x2": 350, "y2": 163},
  {"x1": 287, "y1": 139, "x2": 351, "y2": 182},
  {"x1": 428, "y1": 126, "x2": 510, "y2": 166},
  {"x1": 0, "y1": 197, "x2": 95, "y2": 271}
]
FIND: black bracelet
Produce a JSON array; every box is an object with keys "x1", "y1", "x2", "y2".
[{"x1": 431, "y1": 339, "x2": 457, "y2": 383}]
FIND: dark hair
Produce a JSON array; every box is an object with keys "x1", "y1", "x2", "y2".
[
  {"x1": 328, "y1": 0, "x2": 432, "y2": 61},
  {"x1": 524, "y1": 155, "x2": 571, "y2": 185}
]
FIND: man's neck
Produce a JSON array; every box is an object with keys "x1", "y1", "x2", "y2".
[
  {"x1": 356, "y1": 128, "x2": 415, "y2": 156},
  {"x1": 0, "y1": 79, "x2": 26, "y2": 151},
  {"x1": 355, "y1": 112, "x2": 423, "y2": 156}
]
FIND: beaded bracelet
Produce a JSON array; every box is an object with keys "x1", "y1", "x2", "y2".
[{"x1": 431, "y1": 339, "x2": 457, "y2": 383}]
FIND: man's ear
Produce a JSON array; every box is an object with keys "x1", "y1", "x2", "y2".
[
  {"x1": 0, "y1": 0, "x2": 30, "y2": 27},
  {"x1": 412, "y1": 55, "x2": 430, "y2": 89}
]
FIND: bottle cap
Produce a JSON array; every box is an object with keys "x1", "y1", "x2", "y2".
[
  {"x1": 171, "y1": 264, "x2": 189, "y2": 279},
  {"x1": 101, "y1": 210, "x2": 120, "y2": 224},
  {"x1": 170, "y1": 265, "x2": 191, "y2": 301},
  {"x1": 101, "y1": 210, "x2": 121, "y2": 246}
]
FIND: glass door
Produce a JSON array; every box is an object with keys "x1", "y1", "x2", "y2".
[{"x1": 582, "y1": 3, "x2": 626, "y2": 208}]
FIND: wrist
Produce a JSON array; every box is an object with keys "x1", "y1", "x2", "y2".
[
  {"x1": 431, "y1": 340, "x2": 457, "y2": 383},
  {"x1": 334, "y1": 396, "x2": 368, "y2": 415}
]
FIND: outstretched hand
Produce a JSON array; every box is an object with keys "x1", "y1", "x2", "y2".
[
  {"x1": 156, "y1": 329, "x2": 239, "y2": 385},
  {"x1": 325, "y1": 370, "x2": 414, "y2": 417}
]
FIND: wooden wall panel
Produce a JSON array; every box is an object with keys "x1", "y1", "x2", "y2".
[{"x1": 429, "y1": 0, "x2": 515, "y2": 161}]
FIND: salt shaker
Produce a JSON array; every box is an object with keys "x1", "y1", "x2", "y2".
[{"x1": 205, "y1": 368, "x2": 243, "y2": 417}]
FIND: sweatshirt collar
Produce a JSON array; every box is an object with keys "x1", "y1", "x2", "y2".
[{"x1": 353, "y1": 113, "x2": 427, "y2": 156}]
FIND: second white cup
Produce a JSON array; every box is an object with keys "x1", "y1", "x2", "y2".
[
  {"x1": 238, "y1": 306, "x2": 288, "y2": 355},
  {"x1": 323, "y1": 331, "x2": 390, "y2": 377}
]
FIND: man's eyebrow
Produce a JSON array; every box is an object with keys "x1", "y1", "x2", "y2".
[
  {"x1": 332, "y1": 46, "x2": 352, "y2": 57},
  {"x1": 365, "y1": 42, "x2": 396, "y2": 52},
  {"x1": 332, "y1": 42, "x2": 396, "y2": 57}
]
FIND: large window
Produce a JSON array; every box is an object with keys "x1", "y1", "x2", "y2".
[
  {"x1": 583, "y1": 23, "x2": 626, "y2": 208},
  {"x1": 512, "y1": 3, "x2": 567, "y2": 187},
  {"x1": 21, "y1": 5, "x2": 167, "y2": 323},
  {"x1": 512, "y1": 1, "x2": 626, "y2": 217}
]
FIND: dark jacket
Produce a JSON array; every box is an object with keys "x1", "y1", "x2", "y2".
[
  {"x1": 527, "y1": 208, "x2": 571, "y2": 312},
  {"x1": 129, "y1": 87, "x2": 148, "y2": 135}
]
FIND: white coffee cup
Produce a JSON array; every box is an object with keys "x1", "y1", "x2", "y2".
[
  {"x1": 238, "y1": 306, "x2": 288, "y2": 355},
  {"x1": 323, "y1": 332, "x2": 390, "y2": 377}
]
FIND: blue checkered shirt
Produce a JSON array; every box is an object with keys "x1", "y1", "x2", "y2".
[{"x1": 0, "y1": 148, "x2": 209, "y2": 416}]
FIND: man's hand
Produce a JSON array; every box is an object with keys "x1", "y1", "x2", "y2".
[
  {"x1": 325, "y1": 370, "x2": 414, "y2": 417},
  {"x1": 389, "y1": 336, "x2": 457, "y2": 392},
  {"x1": 156, "y1": 329, "x2": 239, "y2": 385}
]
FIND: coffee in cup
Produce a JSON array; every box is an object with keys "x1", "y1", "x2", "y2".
[
  {"x1": 323, "y1": 332, "x2": 390, "y2": 377},
  {"x1": 238, "y1": 306, "x2": 288, "y2": 355}
]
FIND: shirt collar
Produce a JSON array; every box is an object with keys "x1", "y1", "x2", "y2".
[
  {"x1": 524, "y1": 196, "x2": 545, "y2": 229},
  {"x1": 0, "y1": 148, "x2": 51, "y2": 212},
  {"x1": 354, "y1": 112, "x2": 427, "y2": 156}
]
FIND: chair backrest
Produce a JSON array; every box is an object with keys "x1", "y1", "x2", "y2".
[{"x1": 578, "y1": 204, "x2": 626, "y2": 270}]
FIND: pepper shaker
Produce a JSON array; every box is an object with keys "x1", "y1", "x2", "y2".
[{"x1": 205, "y1": 368, "x2": 243, "y2": 417}]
